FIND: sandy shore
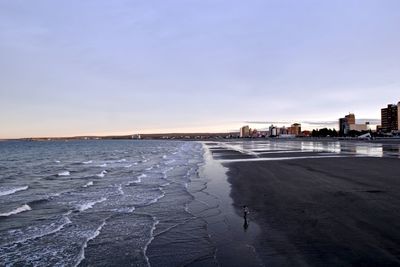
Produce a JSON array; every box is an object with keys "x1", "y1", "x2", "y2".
[{"x1": 225, "y1": 157, "x2": 400, "y2": 266}]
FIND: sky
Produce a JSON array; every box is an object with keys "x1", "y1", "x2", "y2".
[{"x1": 1, "y1": 0, "x2": 400, "y2": 138}]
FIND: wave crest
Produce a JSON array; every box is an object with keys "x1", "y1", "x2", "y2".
[
  {"x1": 0, "y1": 186, "x2": 29, "y2": 197},
  {"x1": 0, "y1": 204, "x2": 31, "y2": 217}
]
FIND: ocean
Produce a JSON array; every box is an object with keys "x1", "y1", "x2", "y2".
[{"x1": 0, "y1": 140, "x2": 214, "y2": 266}]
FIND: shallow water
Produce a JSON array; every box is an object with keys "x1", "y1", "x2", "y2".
[{"x1": 210, "y1": 140, "x2": 400, "y2": 162}]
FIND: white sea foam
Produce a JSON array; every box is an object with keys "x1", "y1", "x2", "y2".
[
  {"x1": 162, "y1": 155, "x2": 167, "y2": 159},
  {"x1": 58, "y1": 171, "x2": 70, "y2": 176},
  {"x1": 144, "y1": 217, "x2": 159, "y2": 267},
  {"x1": 146, "y1": 188, "x2": 165, "y2": 206},
  {"x1": 49, "y1": 192, "x2": 63, "y2": 197},
  {"x1": 83, "y1": 181, "x2": 94, "y2": 188},
  {"x1": 97, "y1": 170, "x2": 107, "y2": 178},
  {"x1": 32, "y1": 214, "x2": 71, "y2": 239},
  {"x1": 78, "y1": 197, "x2": 107, "y2": 211},
  {"x1": 74, "y1": 221, "x2": 107, "y2": 267},
  {"x1": 114, "y1": 207, "x2": 135, "y2": 213},
  {"x1": 162, "y1": 167, "x2": 173, "y2": 179},
  {"x1": 117, "y1": 159, "x2": 127, "y2": 163},
  {"x1": 145, "y1": 166, "x2": 153, "y2": 171},
  {"x1": 4, "y1": 211, "x2": 72, "y2": 245},
  {"x1": 54, "y1": 160, "x2": 61, "y2": 163},
  {"x1": 137, "y1": 174, "x2": 147, "y2": 183},
  {"x1": 98, "y1": 163, "x2": 107, "y2": 167},
  {"x1": 117, "y1": 184, "x2": 124, "y2": 195},
  {"x1": 126, "y1": 207, "x2": 135, "y2": 212},
  {"x1": 126, "y1": 173, "x2": 146, "y2": 186},
  {"x1": 124, "y1": 164, "x2": 133, "y2": 168},
  {"x1": 0, "y1": 186, "x2": 29, "y2": 197},
  {"x1": 82, "y1": 160, "x2": 93, "y2": 164},
  {"x1": 0, "y1": 204, "x2": 31, "y2": 217}
]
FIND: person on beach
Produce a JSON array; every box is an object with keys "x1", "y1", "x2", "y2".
[
  {"x1": 243, "y1": 205, "x2": 249, "y2": 219},
  {"x1": 243, "y1": 205, "x2": 249, "y2": 230}
]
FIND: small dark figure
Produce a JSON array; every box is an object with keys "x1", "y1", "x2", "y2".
[{"x1": 243, "y1": 205, "x2": 250, "y2": 230}]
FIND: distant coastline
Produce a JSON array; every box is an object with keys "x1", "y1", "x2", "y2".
[
  {"x1": 2, "y1": 134, "x2": 400, "y2": 142},
  {"x1": 2, "y1": 132, "x2": 232, "y2": 141}
]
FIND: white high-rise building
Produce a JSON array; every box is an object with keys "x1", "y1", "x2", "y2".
[{"x1": 240, "y1": 125, "x2": 250, "y2": 138}]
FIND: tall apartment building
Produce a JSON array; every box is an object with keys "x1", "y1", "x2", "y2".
[
  {"x1": 288, "y1": 123, "x2": 301, "y2": 136},
  {"x1": 381, "y1": 103, "x2": 399, "y2": 132},
  {"x1": 268, "y1": 125, "x2": 278, "y2": 137},
  {"x1": 239, "y1": 125, "x2": 250, "y2": 138},
  {"x1": 345, "y1": 113, "x2": 355, "y2": 125},
  {"x1": 339, "y1": 113, "x2": 368, "y2": 135},
  {"x1": 339, "y1": 113, "x2": 355, "y2": 136},
  {"x1": 339, "y1": 118, "x2": 347, "y2": 136}
]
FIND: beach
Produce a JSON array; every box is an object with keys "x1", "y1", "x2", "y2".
[{"x1": 206, "y1": 140, "x2": 400, "y2": 266}]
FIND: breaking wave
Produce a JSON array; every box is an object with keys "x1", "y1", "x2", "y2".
[
  {"x1": 97, "y1": 170, "x2": 107, "y2": 178},
  {"x1": 78, "y1": 198, "x2": 107, "y2": 211},
  {"x1": 83, "y1": 181, "x2": 94, "y2": 188},
  {"x1": 0, "y1": 186, "x2": 29, "y2": 197},
  {"x1": 0, "y1": 204, "x2": 32, "y2": 217},
  {"x1": 58, "y1": 171, "x2": 70, "y2": 176}
]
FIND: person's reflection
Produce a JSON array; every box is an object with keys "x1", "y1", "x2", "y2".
[
  {"x1": 243, "y1": 205, "x2": 249, "y2": 230},
  {"x1": 243, "y1": 217, "x2": 249, "y2": 230}
]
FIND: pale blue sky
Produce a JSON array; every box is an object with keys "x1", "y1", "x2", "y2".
[{"x1": 1, "y1": 0, "x2": 399, "y2": 138}]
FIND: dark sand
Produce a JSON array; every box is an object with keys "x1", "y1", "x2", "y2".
[{"x1": 225, "y1": 157, "x2": 400, "y2": 266}]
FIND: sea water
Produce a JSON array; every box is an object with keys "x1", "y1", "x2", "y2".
[{"x1": 0, "y1": 140, "x2": 213, "y2": 266}]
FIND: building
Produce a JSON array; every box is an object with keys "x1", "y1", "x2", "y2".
[
  {"x1": 345, "y1": 113, "x2": 355, "y2": 125},
  {"x1": 381, "y1": 103, "x2": 399, "y2": 132},
  {"x1": 339, "y1": 113, "x2": 369, "y2": 135},
  {"x1": 268, "y1": 125, "x2": 278, "y2": 137},
  {"x1": 287, "y1": 123, "x2": 301, "y2": 136},
  {"x1": 339, "y1": 113, "x2": 355, "y2": 136},
  {"x1": 239, "y1": 125, "x2": 251, "y2": 138},
  {"x1": 349, "y1": 124, "x2": 368, "y2": 132},
  {"x1": 339, "y1": 118, "x2": 347, "y2": 136},
  {"x1": 279, "y1": 126, "x2": 288, "y2": 135},
  {"x1": 251, "y1": 129, "x2": 259, "y2": 138}
]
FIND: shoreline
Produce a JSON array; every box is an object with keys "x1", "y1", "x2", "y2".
[{"x1": 187, "y1": 143, "x2": 264, "y2": 266}]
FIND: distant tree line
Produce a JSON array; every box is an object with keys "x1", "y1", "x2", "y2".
[
  {"x1": 311, "y1": 128, "x2": 376, "y2": 137},
  {"x1": 311, "y1": 128, "x2": 338, "y2": 137}
]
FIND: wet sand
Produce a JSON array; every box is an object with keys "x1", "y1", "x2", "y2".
[
  {"x1": 225, "y1": 157, "x2": 400, "y2": 266},
  {"x1": 188, "y1": 145, "x2": 263, "y2": 267}
]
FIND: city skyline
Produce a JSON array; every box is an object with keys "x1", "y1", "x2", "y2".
[{"x1": 1, "y1": 1, "x2": 400, "y2": 138}]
